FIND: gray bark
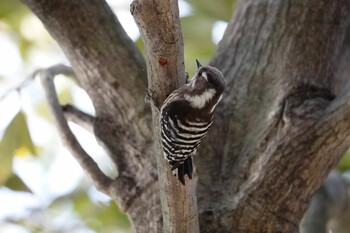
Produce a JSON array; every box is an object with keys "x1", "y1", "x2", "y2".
[
  {"x1": 20, "y1": 0, "x2": 350, "y2": 232},
  {"x1": 300, "y1": 22, "x2": 350, "y2": 233},
  {"x1": 198, "y1": 0, "x2": 350, "y2": 232},
  {"x1": 131, "y1": 0, "x2": 199, "y2": 232}
]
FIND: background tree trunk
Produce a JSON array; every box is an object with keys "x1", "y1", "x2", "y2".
[
  {"x1": 198, "y1": 0, "x2": 350, "y2": 232},
  {"x1": 21, "y1": 0, "x2": 350, "y2": 232}
]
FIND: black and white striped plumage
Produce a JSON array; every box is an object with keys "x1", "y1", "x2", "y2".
[{"x1": 160, "y1": 60, "x2": 225, "y2": 184}]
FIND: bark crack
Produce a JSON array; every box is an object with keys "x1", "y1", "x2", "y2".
[{"x1": 282, "y1": 84, "x2": 335, "y2": 123}]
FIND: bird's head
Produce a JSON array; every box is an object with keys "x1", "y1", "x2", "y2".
[
  {"x1": 190, "y1": 59, "x2": 225, "y2": 95},
  {"x1": 183, "y1": 60, "x2": 225, "y2": 110}
]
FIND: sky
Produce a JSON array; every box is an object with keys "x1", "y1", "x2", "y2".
[{"x1": 0, "y1": 0, "x2": 227, "y2": 232}]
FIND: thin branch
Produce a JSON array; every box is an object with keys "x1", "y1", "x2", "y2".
[
  {"x1": 0, "y1": 63, "x2": 75, "y2": 102},
  {"x1": 35, "y1": 63, "x2": 75, "y2": 78},
  {"x1": 21, "y1": 0, "x2": 148, "y2": 114},
  {"x1": 62, "y1": 104, "x2": 95, "y2": 134},
  {"x1": 0, "y1": 74, "x2": 35, "y2": 102},
  {"x1": 39, "y1": 64, "x2": 113, "y2": 195}
]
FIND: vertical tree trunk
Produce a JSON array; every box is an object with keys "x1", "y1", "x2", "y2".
[{"x1": 131, "y1": 1, "x2": 199, "y2": 232}]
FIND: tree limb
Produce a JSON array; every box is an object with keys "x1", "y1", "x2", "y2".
[
  {"x1": 21, "y1": 0, "x2": 151, "y2": 138},
  {"x1": 0, "y1": 66, "x2": 51, "y2": 101},
  {"x1": 39, "y1": 64, "x2": 113, "y2": 195},
  {"x1": 21, "y1": 0, "x2": 162, "y2": 231},
  {"x1": 62, "y1": 104, "x2": 95, "y2": 134},
  {"x1": 132, "y1": 0, "x2": 199, "y2": 232}
]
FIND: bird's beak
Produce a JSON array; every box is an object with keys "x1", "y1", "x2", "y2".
[{"x1": 196, "y1": 59, "x2": 202, "y2": 69}]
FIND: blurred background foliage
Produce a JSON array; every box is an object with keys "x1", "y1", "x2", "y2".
[
  {"x1": 0, "y1": 0, "x2": 237, "y2": 232},
  {"x1": 2, "y1": 0, "x2": 349, "y2": 232}
]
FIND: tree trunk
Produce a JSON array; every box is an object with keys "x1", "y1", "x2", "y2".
[
  {"x1": 198, "y1": 0, "x2": 350, "y2": 232},
  {"x1": 21, "y1": 0, "x2": 350, "y2": 232}
]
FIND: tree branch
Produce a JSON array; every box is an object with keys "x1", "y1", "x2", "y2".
[
  {"x1": 62, "y1": 104, "x2": 95, "y2": 134},
  {"x1": 0, "y1": 77, "x2": 33, "y2": 102},
  {"x1": 21, "y1": 0, "x2": 163, "y2": 230},
  {"x1": 39, "y1": 64, "x2": 113, "y2": 195},
  {"x1": 132, "y1": 0, "x2": 199, "y2": 232},
  {"x1": 21, "y1": 0, "x2": 150, "y2": 136}
]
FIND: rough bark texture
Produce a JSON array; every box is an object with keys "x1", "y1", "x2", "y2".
[
  {"x1": 20, "y1": 0, "x2": 350, "y2": 232},
  {"x1": 300, "y1": 23, "x2": 350, "y2": 233},
  {"x1": 198, "y1": 0, "x2": 350, "y2": 232},
  {"x1": 131, "y1": 0, "x2": 199, "y2": 232}
]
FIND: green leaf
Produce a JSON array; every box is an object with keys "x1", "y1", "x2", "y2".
[
  {"x1": 99, "y1": 201, "x2": 131, "y2": 232},
  {"x1": 0, "y1": 0, "x2": 30, "y2": 30},
  {"x1": 0, "y1": 111, "x2": 37, "y2": 184},
  {"x1": 18, "y1": 38, "x2": 34, "y2": 60},
  {"x1": 4, "y1": 174, "x2": 32, "y2": 193},
  {"x1": 182, "y1": 15, "x2": 217, "y2": 74},
  {"x1": 0, "y1": 136, "x2": 14, "y2": 185},
  {"x1": 50, "y1": 189, "x2": 131, "y2": 232},
  {"x1": 11, "y1": 111, "x2": 36, "y2": 156},
  {"x1": 187, "y1": 0, "x2": 237, "y2": 21},
  {"x1": 337, "y1": 149, "x2": 350, "y2": 172},
  {"x1": 135, "y1": 37, "x2": 145, "y2": 56},
  {"x1": 57, "y1": 86, "x2": 73, "y2": 106},
  {"x1": 35, "y1": 99, "x2": 52, "y2": 121},
  {"x1": 72, "y1": 192, "x2": 130, "y2": 232}
]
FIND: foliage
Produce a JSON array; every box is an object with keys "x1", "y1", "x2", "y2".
[
  {"x1": 0, "y1": 111, "x2": 36, "y2": 185},
  {"x1": 336, "y1": 149, "x2": 350, "y2": 172}
]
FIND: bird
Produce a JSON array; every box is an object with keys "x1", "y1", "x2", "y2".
[{"x1": 160, "y1": 59, "x2": 225, "y2": 184}]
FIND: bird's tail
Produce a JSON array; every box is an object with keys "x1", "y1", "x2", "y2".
[{"x1": 170, "y1": 157, "x2": 193, "y2": 185}]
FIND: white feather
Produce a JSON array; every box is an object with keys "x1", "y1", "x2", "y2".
[
  {"x1": 184, "y1": 88, "x2": 216, "y2": 109},
  {"x1": 210, "y1": 94, "x2": 223, "y2": 113},
  {"x1": 177, "y1": 119, "x2": 212, "y2": 132}
]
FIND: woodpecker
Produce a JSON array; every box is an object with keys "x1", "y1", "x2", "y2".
[{"x1": 160, "y1": 59, "x2": 225, "y2": 184}]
